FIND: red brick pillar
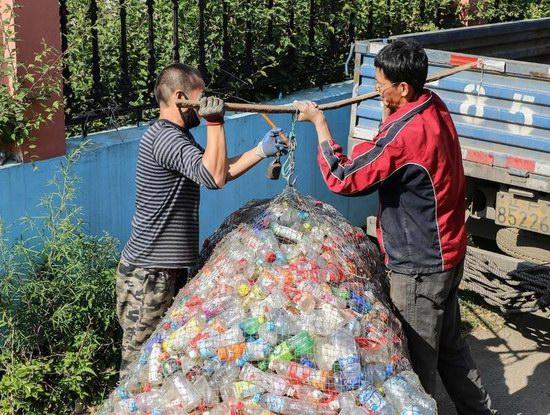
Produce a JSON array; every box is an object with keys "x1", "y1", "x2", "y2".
[{"x1": 1, "y1": 0, "x2": 65, "y2": 162}]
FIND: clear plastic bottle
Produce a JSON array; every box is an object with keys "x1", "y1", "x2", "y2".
[
  {"x1": 242, "y1": 401, "x2": 277, "y2": 415},
  {"x1": 217, "y1": 305, "x2": 246, "y2": 328},
  {"x1": 201, "y1": 294, "x2": 233, "y2": 319},
  {"x1": 383, "y1": 371, "x2": 437, "y2": 415},
  {"x1": 363, "y1": 363, "x2": 393, "y2": 388},
  {"x1": 357, "y1": 385, "x2": 394, "y2": 414},
  {"x1": 394, "y1": 370, "x2": 424, "y2": 391},
  {"x1": 338, "y1": 391, "x2": 358, "y2": 412},
  {"x1": 254, "y1": 275, "x2": 279, "y2": 296},
  {"x1": 148, "y1": 343, "x2": 163, "y2": 386},
  {"x1": 258, "y1": 321, "x2": 279, "y2": 346},
  {"x1": 198, "y1": 326, "x2": 245, "y2": 358},
  {"x1": 296, "y1": 291, "x2": 316, "y2": 314},
  {"x1": 314, "y1": 338, "x2": 339, "y2": 371},
  {"x1": 262, "y1": 393, "x2": 322, "y2": 415},
  {"x1": 193, "y1": 374, "x2": 218, "y2": 406},
  {"x1": 205, "y1": 402, "x2": 231, "y2": 415},
  {"x1": 161, "y1": 372, "x2": 201, "y2": 412},
  {"x1": 268, "y1": 308, "x2": 299, "y2": 338},
  {"x1": 241, "y1": 338, "x2": 273, "y2": 362},
  {"x1": 258, "y1": 228, "x2": 281, "y2": 250},
  {"x1": 299, "y1": 303, "x2": 346, "y2": 336},
  {"x1": 239, "y1": 362, "x2": 291, "y2": 396},
  {"x1": 356, "y1": 333, "x2": 391, "y2": 365},
  {"x1": 269, "y1": 360, "x2": 329, "y2": 389},
  {"x1": 134, "y1": 390, "x2": 163, "y2": 413},
  {"x1": 243, "y1": 284, "x2": 270, "y2": 311},
  {"x1": 332, "y1": 329, "x2": 362, "y2": 391},
  {"x1": 306, "y1": 282, "x2": 346, "y2": 309},
  {"x1": 163, "y1": 313, "x2": 207, "y2": 353},
  {"x1": 292, "y1": 384, "x2": 333, "y2": 404},
  {"x1": 209, "y1": 361, "x2": 241, "y2": 388},
  {"x1": 262, "y1": 393, "x2": 336, "y2": 415},
  {"x1": 112, "y1": 397, "x2": 138, "y2": 415},
  {"x1": 220, "y1": 380, "x2": 265, "y2": 401},
  {"x1": 271, "y1": 223, "x2": 304, "y2": 243}
]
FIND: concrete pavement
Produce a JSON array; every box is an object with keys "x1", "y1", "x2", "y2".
[{"x1": 435, "y1": 311, "x2": 550, "y2": 415}]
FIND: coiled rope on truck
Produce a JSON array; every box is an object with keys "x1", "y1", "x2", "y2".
[{"x1": 463, "y1": 247, "x2": 550, "y2": 313}]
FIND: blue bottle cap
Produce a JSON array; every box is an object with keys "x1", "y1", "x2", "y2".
[
  {"x1": 300, "y1": 357, "x2": 316, "y2": 368},
  {"x1": 127, "y1": 400, "x2": 138, "y2": 412},
  {"x1": 116, "y1": 386, "x2": 129, "y2": 400}
]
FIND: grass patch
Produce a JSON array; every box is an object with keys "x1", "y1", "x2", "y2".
[{"x1": 459, "y1": 288, "x2": 506, "y2": 336}]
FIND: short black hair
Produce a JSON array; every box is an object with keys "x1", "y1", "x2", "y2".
[
  {"x1": 374, "y1": 40, "x2": 428, "y2": 93},
  {"x1": 154, "y1": 63, "x2": 204, "y2": 105}
]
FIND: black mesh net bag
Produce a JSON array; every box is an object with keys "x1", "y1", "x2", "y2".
[{"x1": 99, "y1": 187, "x2": 437, "y2": 415}]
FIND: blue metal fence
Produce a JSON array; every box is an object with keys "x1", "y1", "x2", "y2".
[{"x1": 0, "y1": 82, "x2": 375, "y2": 249}]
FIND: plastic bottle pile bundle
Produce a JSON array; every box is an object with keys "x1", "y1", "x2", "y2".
[{"x1": 99, "y1": 188, "x2": 437, "y2": 415}]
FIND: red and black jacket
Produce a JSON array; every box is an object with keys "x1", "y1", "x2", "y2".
[{"x1": 318, "y1": 90, "x2": 467, "y2": 274}]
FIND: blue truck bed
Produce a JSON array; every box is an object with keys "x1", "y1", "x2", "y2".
[{"x1": 350, "y1": 18, "x2": 550, "y2": 193}]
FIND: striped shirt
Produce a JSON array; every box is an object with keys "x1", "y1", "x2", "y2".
[{"x1": 121, "y1": 119, "x2": 219, "y2": 268}]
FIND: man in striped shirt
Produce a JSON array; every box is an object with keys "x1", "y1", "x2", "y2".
[{"x1": 116, "y1": 64, "x2": 287, "y2": 376}]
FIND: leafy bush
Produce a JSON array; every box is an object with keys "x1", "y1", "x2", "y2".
[{"x1": 0, "y1": 147, "x2": 122, "y2": 414}]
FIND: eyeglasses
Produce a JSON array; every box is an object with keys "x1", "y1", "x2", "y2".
[{"x1": 375, "y1": 82, "x2": 399, "y2": 95}]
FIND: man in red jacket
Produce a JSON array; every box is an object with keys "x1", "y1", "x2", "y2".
[{"x1": 294, "y1": 40, "x2": 496, "y2": 414}]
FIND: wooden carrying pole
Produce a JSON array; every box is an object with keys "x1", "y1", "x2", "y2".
[
  {"x1": 260, "y1": 113, "x2": 290, "y2": 145},
  {"x1": 176, "y1": 62, "x2": 476, "y2": 114}
]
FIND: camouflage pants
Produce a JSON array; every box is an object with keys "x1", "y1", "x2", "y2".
[{"x1": 116, "y1": 260, "x2": 189, "y2": 379}]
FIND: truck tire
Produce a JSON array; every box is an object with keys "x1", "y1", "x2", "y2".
[{"x1": 496, "y1": 227, "x2": 550, "y2": 264}]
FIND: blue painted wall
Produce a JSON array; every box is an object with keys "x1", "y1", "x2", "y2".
[{"x1": 0, "y1": 82, "x2": 377, "y2": 250}]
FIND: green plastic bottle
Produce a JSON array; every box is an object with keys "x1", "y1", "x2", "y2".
[
  {"x1": 287, "y1": 331, "x2": 315, "y2": 358},
  {"x1": 269, "y1": 341, "x2": 294, "y2": 363},
  {"x1": 239, "y1": 315, "x2": 266, "y2": 336}
]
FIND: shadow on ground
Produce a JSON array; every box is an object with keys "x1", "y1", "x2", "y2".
[{"x1": 435, "y1": 308, "x2": 550, "y2": 415}]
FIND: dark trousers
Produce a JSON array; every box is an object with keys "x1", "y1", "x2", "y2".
[{"x1": 389, "y1": 262, "x2": 497, "y2": 415}]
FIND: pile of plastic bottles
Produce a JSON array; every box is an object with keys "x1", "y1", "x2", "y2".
[{"x1": 99, "y1": 188, "x2": 437, "y2": 415}]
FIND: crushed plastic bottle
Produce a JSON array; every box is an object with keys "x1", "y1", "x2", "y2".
[
  {"x1": 240, "y1": 363, "x2": 292, "y2": 396},
  {"x1": 357, "y1": 385, "x2": 394, "y2": 414},
  {"x1": 333, "y1": 329, "x2": 363, "y2": 392},
  {"x1": 263, "y1": 393, "x2": 331, "y2": 415},
  {"x1": 384, "y1": 371, "x2": 437, "y2": 414},
  {"x1": 161, "y1": 372, "x2": 202, "y2": 412},
  {"x1": 269, "y1": 359, "x2": 329, "y2": 389}
]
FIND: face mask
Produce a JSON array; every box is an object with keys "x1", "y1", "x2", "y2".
[{"x1": 181, "y1": 108, "x2": 201, "y2": 129}]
